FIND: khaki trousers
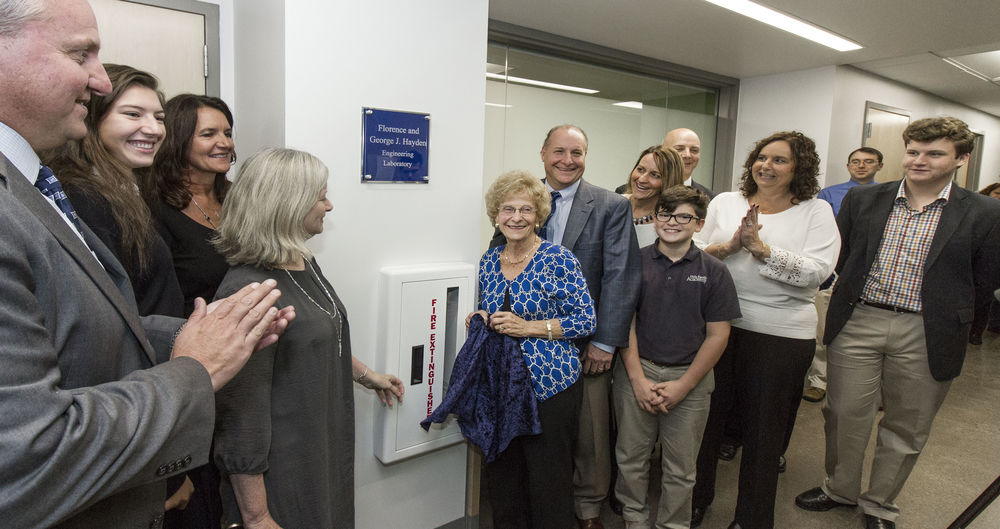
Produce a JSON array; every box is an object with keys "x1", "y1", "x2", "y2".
[
  {"x1": 822, "y1": 303, "x2": 951, "y2": 521},
  {"x1": 613, "y1": 359, "x2": 713, "y2": 529},
  {"x1": 806, "y1": 286, "x2": 832, "y2": 389}
]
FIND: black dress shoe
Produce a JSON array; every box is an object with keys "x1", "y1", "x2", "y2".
[
  {"x1": 719, "y1": 442, "x2": 738, "y2": 461},
  {"x1": 795, "y1": 487, "x2": 851, "y2": 511},
  {"x1": 778, "y1": 455, "x2": 787, "y2": 473},
  {"x1": 690, "y1": 506, "x2": 706, "y2": 527},
  {"x1": 864, "y1": 513, "x2": 896, "y2": 529},
  {"x1": 727, "y1": 522, "x2": 742, "y2": 529},
  {"x1": 970, "y1": 332, "x2": 984, "y2": 345}
]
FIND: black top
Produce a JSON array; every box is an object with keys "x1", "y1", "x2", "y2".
[
  {"x1": 635, "y1": 242, "x2": 740, "y2": 365},
  {"x1": 152, "y1": 201, "x2": 230, "y2": 316},
  {"x1": 65, "y1": 186, "x2": 184, "y2": 319}
]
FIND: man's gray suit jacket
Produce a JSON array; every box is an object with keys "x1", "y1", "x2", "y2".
[
  {"x1": 0, "y1": 153, "x2": 215, "y2": 528},
  {"x1": 492, "y1": 179, "x2": 641, "y2": 349},
  {"x1": 824, "y1": 180, "x2": 1000, "y2": 381}
]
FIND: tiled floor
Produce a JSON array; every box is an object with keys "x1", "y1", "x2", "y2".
[{"x1": 480, "y1": 329, "x2": 1000, "y2": 529}]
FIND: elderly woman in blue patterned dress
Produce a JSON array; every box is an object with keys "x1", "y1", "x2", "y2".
[{"x1": 467, "y1": 169, "x2": 596, "y2": 529}]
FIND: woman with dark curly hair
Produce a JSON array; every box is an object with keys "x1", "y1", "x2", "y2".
[{"x1": 689, "y1": 131, "x2": 840, "y2": 528}]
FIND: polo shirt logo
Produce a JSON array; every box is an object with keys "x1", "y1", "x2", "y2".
[{"x1": 686, "y1": 275, "x2": 707, "y2": 283}]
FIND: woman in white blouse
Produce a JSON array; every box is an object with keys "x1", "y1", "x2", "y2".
[{"x1": 690, "y1": 131, "x2": 840, "y2": 529}]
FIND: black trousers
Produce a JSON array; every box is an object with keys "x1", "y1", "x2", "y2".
[
  {"x1": 485, "y1": 379, "x2": 582, "y2": 529},
  {"x1": 693, "y1": 327, "x2": 814, "y2": 529},
  {"x1": 692, "y1": 331, "x2": 738, "y2": 510}
]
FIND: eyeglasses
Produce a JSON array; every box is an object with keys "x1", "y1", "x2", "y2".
[
  {"x1": 655, "y1": 212, "x2": 700, "y2": 224},
  {"x1": 499, "y1": 205, "x2": 536, "y2": 217},
  {"x1": 849, "y1": 159, "x2": 879, "y2": 166}
]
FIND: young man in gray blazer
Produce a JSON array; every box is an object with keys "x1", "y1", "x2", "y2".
[
  {"x1": 794, "y1": 117, "x2": 1000, "y2": 529},
  {"x1": 0, "y1": 2, "x2": 292, "y2": 527}
]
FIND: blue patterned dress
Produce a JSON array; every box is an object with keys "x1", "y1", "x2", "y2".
[{"x1": 479, "y1": 240, "x2": 596, "y2": 401}]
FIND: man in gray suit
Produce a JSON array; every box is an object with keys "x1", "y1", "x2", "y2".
[
  {"x1": 0, "y1": 1, "x2": 292, "y2": 527},
  {"x1": 540, "y1": 125, "x2": 641, "y2": 529}
]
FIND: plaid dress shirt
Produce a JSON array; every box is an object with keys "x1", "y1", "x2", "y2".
[{"x1": 860, "y1": 180, "x2": 952, "y2": 312}]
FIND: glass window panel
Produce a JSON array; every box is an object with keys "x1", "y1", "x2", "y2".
[{"x1": 484, "y1": 43, "x2": 719, "y2": 197}]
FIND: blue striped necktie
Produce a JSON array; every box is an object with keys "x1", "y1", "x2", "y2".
[
  {"x1": 542, "y1": 191, "x2": 560, "y2": 241},
  {"x1": 34, "y1": 165, "x2": 82, "y2": 231}
]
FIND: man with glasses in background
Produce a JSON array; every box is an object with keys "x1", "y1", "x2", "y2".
[{"x1": 803, "y1": 148, "x2": 884, "y2": 403}]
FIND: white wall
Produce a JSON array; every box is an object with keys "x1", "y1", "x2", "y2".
[
  {"x1": 233, "y1": 1, "x2": 488, "y2": 527},
  {"x1": 231, "y1": 0, "x2": 282, "y2": 158},
  {"x1": 733, "y1": 66, "x2": 836, "y2": 188},
  {"x1": 831, "y1": 66, "x2": 1000, "y2": 189},
  {"x1": 734, "y1": 65, "x2": 1000, "y2": 191}
]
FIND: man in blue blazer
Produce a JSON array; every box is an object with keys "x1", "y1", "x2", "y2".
[
  {"x1": 0, "y1": 2, "x2": 291, "y2": 527},
  {"x1": 794, "y1": 117, "x2": 1000, "y2": 529}
]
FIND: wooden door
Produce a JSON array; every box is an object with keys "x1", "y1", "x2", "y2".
[
  {"x1": 90, "y1": 0, "x2": 216, "y2": 98},
  {"x1": 863, "y1": 103, "x2": 910, "y2": 183}
]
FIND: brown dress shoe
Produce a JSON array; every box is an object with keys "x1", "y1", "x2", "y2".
[{"x1": 577, "y1": 517, "x2": 605, "y2": 529}]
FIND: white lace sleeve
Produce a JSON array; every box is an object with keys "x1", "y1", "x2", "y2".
[{"x1": 758, "y1": 246, "x2": 810, "y2": 287}]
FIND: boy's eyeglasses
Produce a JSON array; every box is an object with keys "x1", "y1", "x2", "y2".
[{"x1": 655, "y1": 212, "x2": 700, "y2": 224}]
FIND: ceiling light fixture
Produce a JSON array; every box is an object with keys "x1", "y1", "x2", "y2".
[
  {"x1": 612, "y1": 101, "x2": 643, "y2": 109},
  {"x1": 939, "y1": 57, "x2": 992, "y2": 82},
  {"x1": 485, "y1": 72, "x2": 599, "y2": 94},
  {"x1": 703, "y1": 0, "x2": 862, "y2": 52}
]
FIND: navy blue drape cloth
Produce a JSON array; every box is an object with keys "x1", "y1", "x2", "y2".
[{"x1": 420, "y1": 314, "x2": 541, "y2": 462}]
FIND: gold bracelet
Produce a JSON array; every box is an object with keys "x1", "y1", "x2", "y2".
[{"x1": 546, "y1": 319, "x2": 553, "y2": 340}]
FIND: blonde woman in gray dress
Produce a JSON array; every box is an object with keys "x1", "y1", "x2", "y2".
[{"x1": 212, "y1": 147, "x2": 404, "y2": 529}]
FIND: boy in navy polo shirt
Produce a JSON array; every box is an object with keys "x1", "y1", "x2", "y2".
[{"x1": 613, "y1": 186, "x2": 741, "y2": 529}]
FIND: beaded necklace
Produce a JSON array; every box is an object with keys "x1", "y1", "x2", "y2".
[{"x1": 283, "y1": 258, "x2": 342, "y2": 356}]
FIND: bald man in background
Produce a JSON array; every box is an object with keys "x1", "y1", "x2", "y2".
[{"x1": 663, "y1": 128, "x2": 714, "y2": 198}]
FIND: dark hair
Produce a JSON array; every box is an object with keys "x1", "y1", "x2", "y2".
[
  {"x1": 902, "y1": 117, "x2": 975, "y2": 156},
  {"x1": 542, "y1": 124, "x2": 588, "y2": 152},
  {"x1": 847, "y1": 147, "x2": 883, "y2": 163},
  {"x1": 655, "y1": 185, "x2": 709, "y2": 219},
  {"x1": 44, "y1": 64, "x2": 163, "y2": 274},
  {"x1": 143, "y1": 94, "x2": 234, "y2": 209},
  {"x1": 739, "y1": 131, "x2": 820, "y2": 203},
  {"x1": 980, "y1": 182, "x2": 1000, "y2": 196},
  {"x1": 624, "y1": 145, "x2": 685, "y2": 195}
]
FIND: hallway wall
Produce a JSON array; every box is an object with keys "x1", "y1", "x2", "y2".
[
  {"x1": 232, "y1": 1, "x2": 488, "y2": 527},
  {"x1": 734, "y1": 65, "x2": 1000, "y2": 190}
]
